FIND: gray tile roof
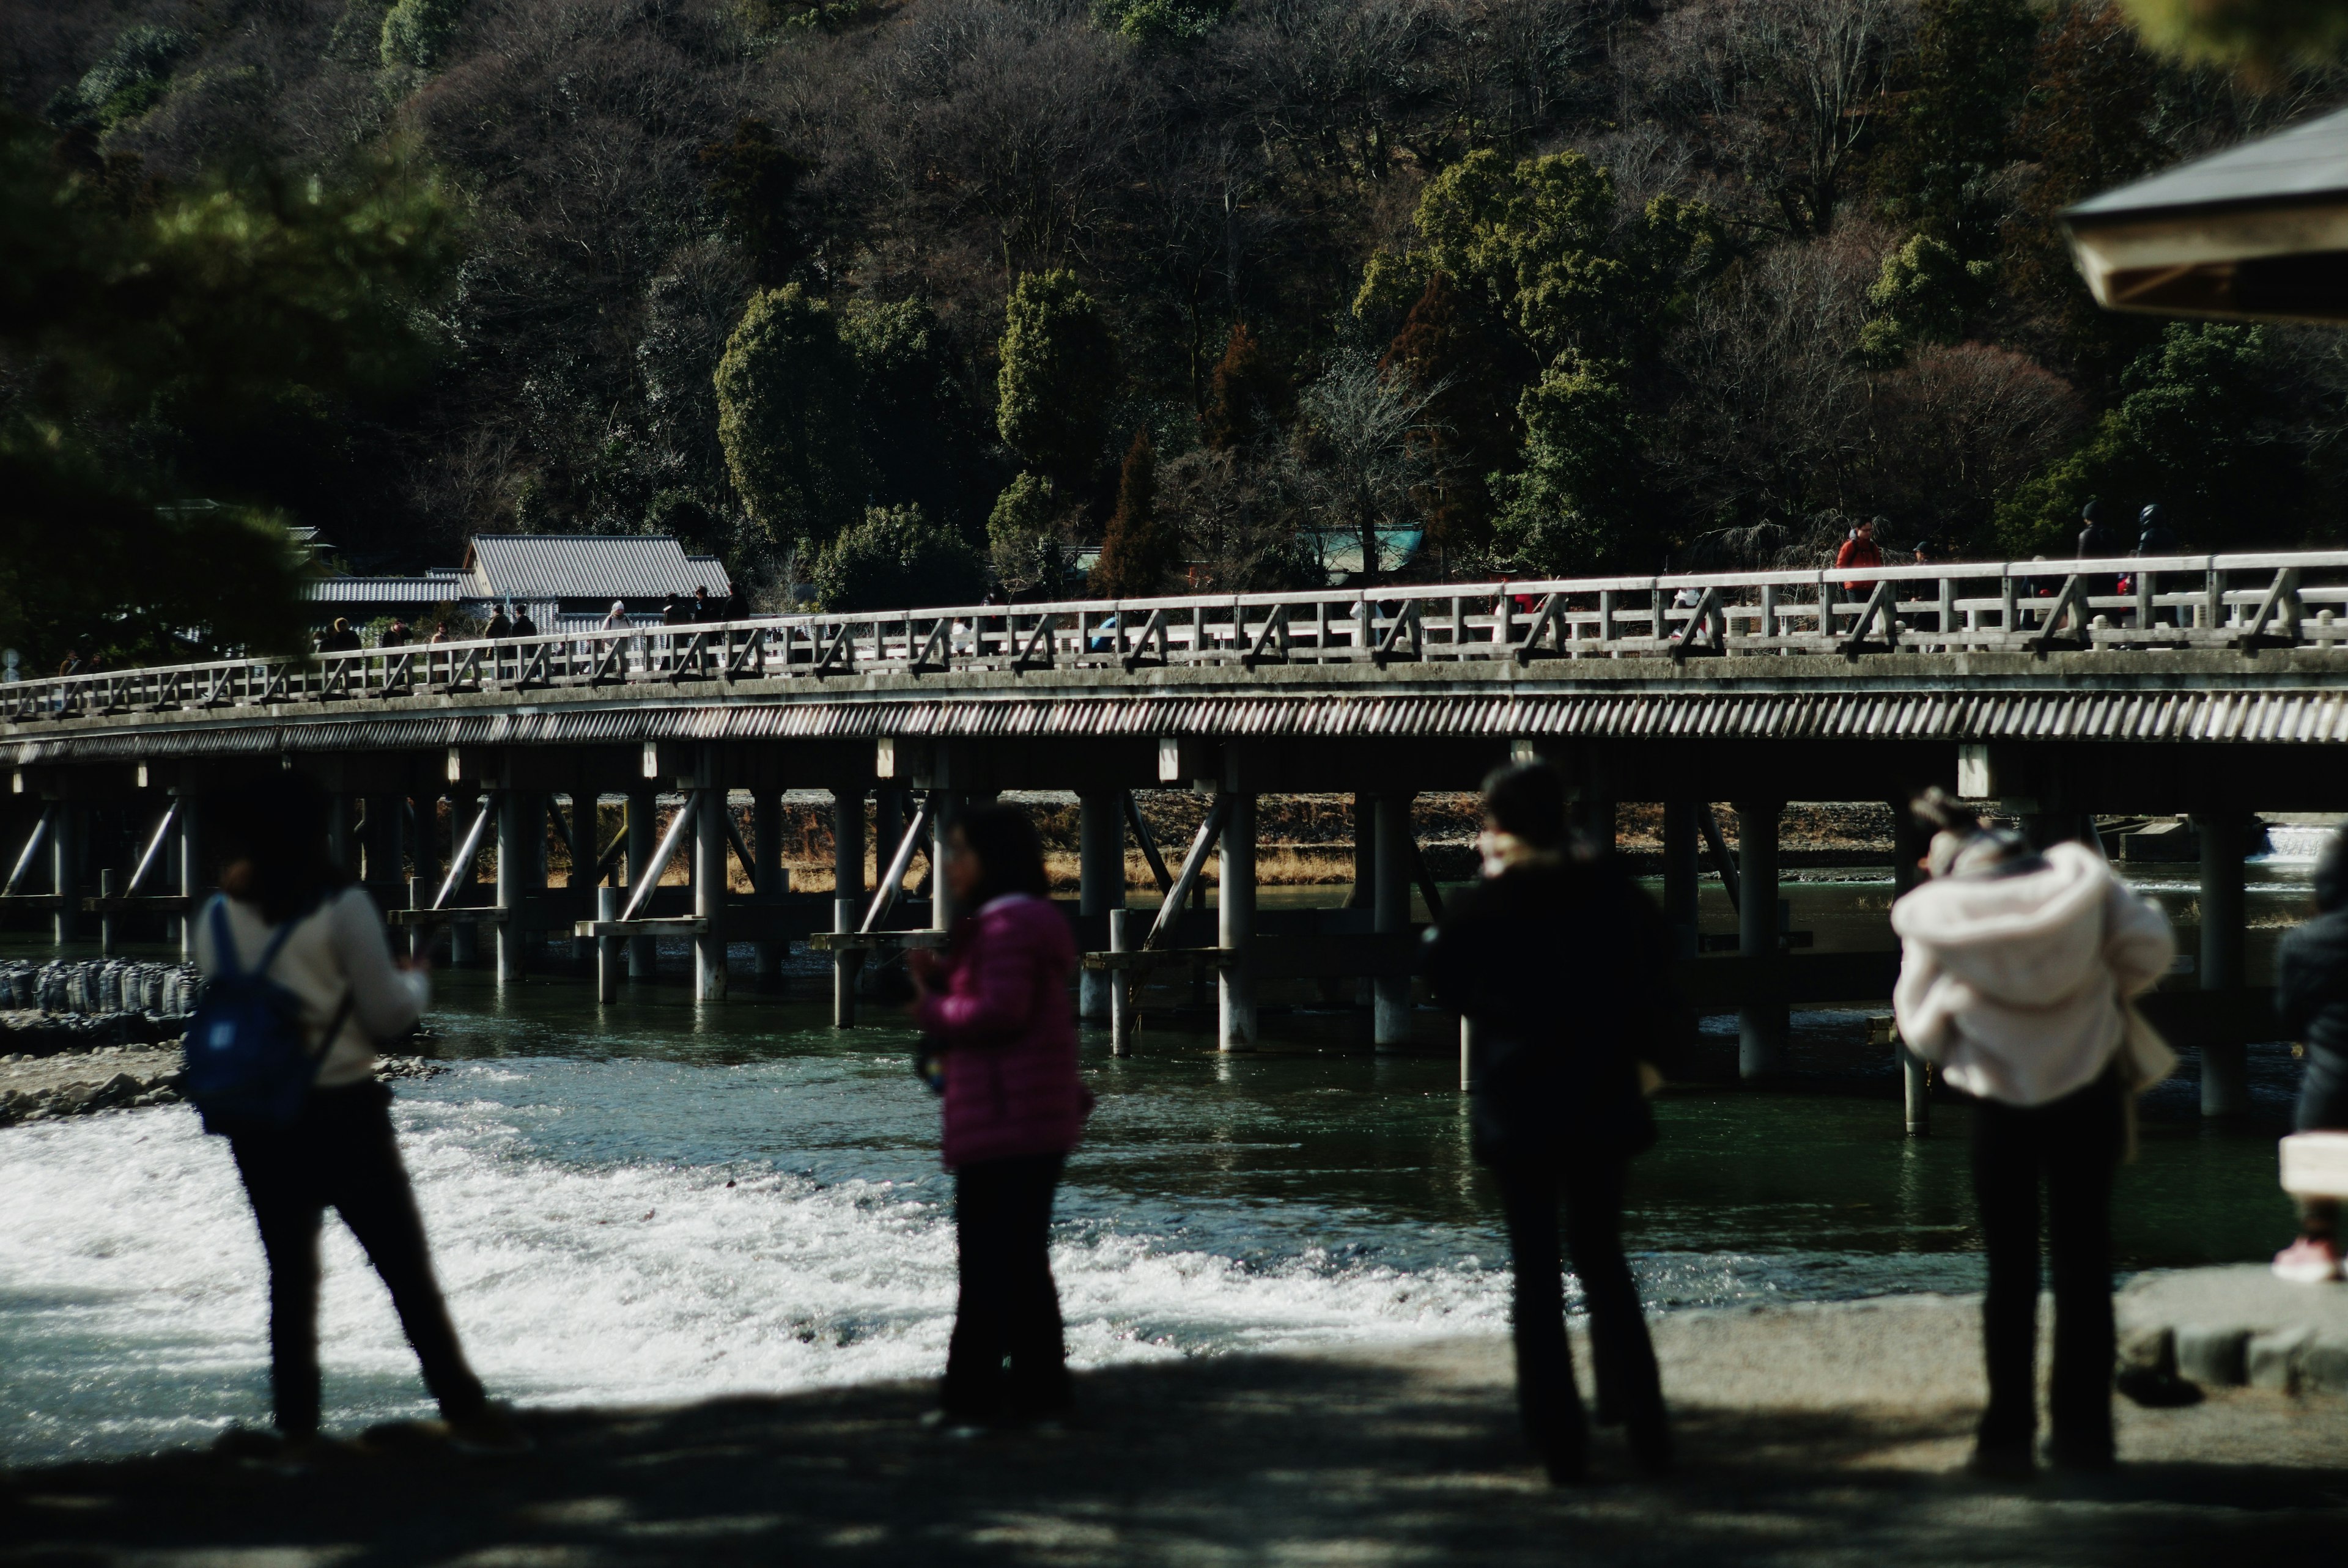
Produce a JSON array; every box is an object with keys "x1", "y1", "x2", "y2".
[
  {"x1": 2067, "y1": 106, "x2": 2348, "y2": 224},
  {"x1": 463, "y1": 534, "x2": 731, "y2": 601},
  {"x1": 301, "y1": 576, "x2": 468, "y2": 604}
]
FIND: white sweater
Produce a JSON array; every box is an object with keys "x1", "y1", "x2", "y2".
[
  {"x1": 193, "y1": 886, "x2": 429, "y2": 1088},
  {"x1": 1891, "y1": 841, "x2": 2174, "y2": 1107}
]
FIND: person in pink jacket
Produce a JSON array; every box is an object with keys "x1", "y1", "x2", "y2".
[{"x1": 909, "y1": 803, "x2": 1091, "y2": 1428}]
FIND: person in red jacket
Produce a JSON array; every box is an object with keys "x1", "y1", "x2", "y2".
[
  {"x1": 1835, "y1": 515, "x2": 1885, "y2": 593},
  {"x1": 909, "y1": 803, "x2": 1091, "y2": 1429}
]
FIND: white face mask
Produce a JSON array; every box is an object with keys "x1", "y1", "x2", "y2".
[{"x1": 1477, "y1": 829, "x2": 1560, "y2": 878}]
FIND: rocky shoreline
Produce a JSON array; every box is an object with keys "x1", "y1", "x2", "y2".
[{"x1": 0, "y1": 1039, "x2": 447, "y2": 1130}]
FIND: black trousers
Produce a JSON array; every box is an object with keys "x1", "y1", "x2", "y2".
[
  {"x1": 943, "y1": 1152, "x2": 1070, "y2": 1421},
  {"x1": 1494, "y1": 1157, "x2": 1666, "y2": 1462},
  {"x1": 229, "y1": 1081, "x2": 485, "y2": 1439},
  {"x1": 1969, "y1": 1072, "x2": 2124, "y2": 1460}
]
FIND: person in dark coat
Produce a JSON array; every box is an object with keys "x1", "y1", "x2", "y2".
[
  {"x1": 1422, "y1": 762, "x2": 1675, "y2": 1484},
  {"x1": 2135, "y1": 504, "x2": 2177, "y2": 556},
  {"x1": 2274, "y1": 827, "x2": 2348, "y2": 1282},
  {"x1": 483, "y1": 605, "x2": 511, "y2": 640},
  {"x1": 2076, "y1": 500, "x2": 2115, "y2": 561},
  {"x1": 509, "y1": 607, "x2": 537, "y2": 638}
]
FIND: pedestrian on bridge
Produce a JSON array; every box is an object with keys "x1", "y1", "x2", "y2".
[
  {"x1": 2272, "y1": 825, "x2": 2348, "y2": 1283},
  {"x1": 1423, "y1": 762, "x2": 1677, "y2": 1485},
  {"x1": 908, "y1": 804, "x2": 1090, "y2": 1432},
  {"x1": 1835, "y1": 515, "x2": 1883, "y2": 592},
  {"x1": 1891, "y1": 797, "x2": 2174, "y2": 1479}
]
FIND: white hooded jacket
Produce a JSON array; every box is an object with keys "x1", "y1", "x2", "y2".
[{"x1": 1891, "y1": 841, "x2": 2174, "y2": 1107}]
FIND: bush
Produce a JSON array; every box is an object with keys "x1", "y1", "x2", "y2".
[{"x1": 814, "y1": 504, "x2": 986, "y2": 611}]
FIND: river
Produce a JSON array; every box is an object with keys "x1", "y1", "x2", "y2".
[{"x1": 0, "y1": 856, "x2": 2316, "y2": 1467}]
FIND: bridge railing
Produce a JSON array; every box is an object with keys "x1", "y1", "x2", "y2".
[{"x1": 10, "y1": 551, "x2": 2348, "y2": 725}]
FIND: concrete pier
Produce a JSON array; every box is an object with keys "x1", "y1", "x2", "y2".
[
  {"x1": 692, "y1": 773, "x2": 727, "y2": 1002},
  {"x1": 831, "y1": 787, "x2": 864, "y2": 1028},
  {"x1": 495, "y1": 789, "x2": 526, "y2": 982},
  {"x1": 1663, "y1": 800, "x2": 1699, "y2": 960},
  {"x1": 1373, "y1": 793, "x2": 1412, "y2": 1050},
  {"x1": 448, "y1": 788, "x2": 480, "y2": 968},
  {"x1": 1737, "y1": 799, "x2": 1786, "y2": 1080},
  {"x1": 1079, "y1": 791, "x2": 1124, "y2": 1023},
  {"x1": 2196, "y1": 812, "x2": 2250, "y2": 1117},
  {"x1": 50, "y1": 803, "x2": 76, "y2": 947},
  {"x1": 626, "y1": 789, "x2": 657, "y2": 979},
  {"x1": 752, "y1": 788, "x2": 784, "y2": 982},
  {"x1": 1219, "y1": 792, "x2": 1257, "y2": 1052},
  {"x1": 175, "y1": 792, "x2": 201, "y2": 959}
]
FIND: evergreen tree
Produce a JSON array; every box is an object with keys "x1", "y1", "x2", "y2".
[
  {"x1": 1090, "y1": 430, "x2": 1178, "y2": 597},
  {"x1": 1994, "y1": 323, "x2": 2302, "y2": 553},
  {"x1": 1875, "y1": 0, "x2": 2037, "y2": 258},
  {"x1": 0, "y1": 112, "x2": 456, "y2": 664},
  {"x1": 996, "y1": 270, "x2": 1120, "y2": 487},
  {"x1": 986, "y1": 473, "x2": 1069, "y2": 596},
  {"x1": 1198, "y1": 322, "x2": 1290, "y2": 450},
  {"x1": 1489, "y1": 355, "x2": 1642, "y2": 575},
  {"x1": 715, "y1": 284, "x2": 871, "y2": 551},
  {"x1": 843, "y1": 296, "x2": 1000, "y2": 540}
]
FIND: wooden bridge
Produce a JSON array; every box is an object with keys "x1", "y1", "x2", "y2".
[{"x1": 7, "y1": 550, "x2": 2346, "y2": 1122}]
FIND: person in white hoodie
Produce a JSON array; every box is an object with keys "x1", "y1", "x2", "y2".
[{"x1": 1891, "y1": 798, "x2": 2173, "y2": 1479}]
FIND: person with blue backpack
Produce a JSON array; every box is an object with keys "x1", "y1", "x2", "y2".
[{"x1": 188, "y1": 775, "x2": 524, "y2": 1459}]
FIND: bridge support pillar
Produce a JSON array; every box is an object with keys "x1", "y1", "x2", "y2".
[
  {"x1": 175, "y1": 794, "x2": 202, "y2": 960},
  {"x1": 626, "y1": 789, "x2": 657, "y2": 980},
  {"x1": 753, "y1": 789, "x2": 785, "y2": 983},
  {"x1": 693, "y1": 779, "x2": 728, "y2": 1003},
  {"x1": 1219, "y1": 792, "x2": 1257, "y2": 1052},
  {"x1": 1373, "y1": 793, "x2": 1415, "y2": 1050},
  {"x1": 51, "y1": 802, "x2": 78, "y2": 947},
  {"x1": 1110, "y1": 908, "x2": 1139, "y2": 1056},
  {"x1": 933, "y1": 793, "x2": 968, "y2": 932},
  {"x1": 1663, "y1": 801, "x2": 1700, "y2": 960},
  {"x1": 1079, "y1": 792, "x2": 1124, "y2": 1022},
  {"x1": 363, "y1": 795, "x2": 404, "y2": 911},
  {"x1": 448, "y1": 789, "x2": 480, "y2": 967},
  {"x1": 831, "y1": 787, "x2": 865, "y2": 1028},
  {"x1": 569, "y1": 780, "x2": 597, "y2": 966},
  {"x1": 596, "y1": 886, "x2": 621, "y2": 1005},
  {"x1": 1736, "y1": 799, "x2": 1787, "y2": 1080},
  {"x1": 495, "y1": 790, "x2": 528, "y2": 983},
  {"x1": 2195, "y1": 812, "x2": 2250, "y2": 1117}
]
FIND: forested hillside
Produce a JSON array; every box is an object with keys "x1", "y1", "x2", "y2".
[{"x1": 7, "y1": 0, "x2": 2347, "y2": 622}]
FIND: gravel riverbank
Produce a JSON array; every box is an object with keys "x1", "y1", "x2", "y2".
[{"x1": 4, "y1": 1293, "x2": 2339, "y2": 1567}]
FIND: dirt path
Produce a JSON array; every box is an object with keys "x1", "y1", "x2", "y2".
[{"x1": 7, "y1": 1295, "x2": 2341, "y2": 1567}]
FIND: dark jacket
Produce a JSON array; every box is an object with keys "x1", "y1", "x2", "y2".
[
  {"x1": 2278, "y1": 845, "x2": 2348, "y2": 1066},
  {"x1": 1422, "y1": 846, "x2": 1680, "y2": 1168}
]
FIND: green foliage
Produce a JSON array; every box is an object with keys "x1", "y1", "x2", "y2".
[
  {"x1": 986, "y1": 473, "x2": 1071, "y2": 595},
  {"x1": 1858, "y1": 234, "x2": 1996, "y2": 368},
  {"x1": 1092, "y1": 0, "x2": 1230, "y2": 45},
  {"x1": 1875, "y1": 0, "x2": 2037, "y2": 254},
  {"x1": 996, "y1": 271, "x2": 1120, "y2": 485},
  {"x1": 381, "y1": 0, "x2": 466, "y2": 72},
  {"x1": 1489, "y1": 356, "x2": 1641, "y2": 575},
  {"x1": 715, "y1": 284, "x2": 871, "y2": 550},
  {"x1": 1091, "y1": 431, "x2": 1178, "y2": 597},
  {"x1": 1994, "y1": 324, "x2": 2294, "y2": 554},
  {"x1": 644, "y1": 488, "x2": 725, "y2": 553},
  {"x1": 697, "y1": 119, "x2": 808, "y2": 285},
  {"x1": 813, "y1": 503, "x2": 986, "y2": 611},
  {"x1": 0, "y1": 113, "x2": 457, "y2": 664},
  {"x1": 843, "y1": 296, "x2": 1000, "y2": 538},
  {"x1": 1357, "y1": 150, "x2": 1723, "y2": 366},
  {"x1": 1198, "y1": 323, "x2": 1290, "y2": 451},
  {"x1": 43, "y1": 26, "x2": 191, "y2": 131},
  {"x1": 2119, "y1": 0, "x2": 2348, "y2": 72}
]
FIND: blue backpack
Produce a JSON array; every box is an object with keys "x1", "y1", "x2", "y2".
[{"x1": 183, "y1": 897, "x2": 349, "y2": 1137}]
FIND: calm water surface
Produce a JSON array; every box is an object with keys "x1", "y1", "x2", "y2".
[{"x1": 0, "y1": 861, "x2": 2314, "y2": 1465}]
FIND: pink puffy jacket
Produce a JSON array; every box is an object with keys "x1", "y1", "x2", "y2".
[{"x1": 912, "y1": 894, "x2": 1091, "y2": 1169}]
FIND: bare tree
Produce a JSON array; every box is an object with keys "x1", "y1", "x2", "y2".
[{"x1": 1296, "y1": 353, "x2": 1445, "y2": 586}]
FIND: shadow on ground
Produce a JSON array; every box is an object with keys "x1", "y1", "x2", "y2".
[{"x1": 6, "y1": 1335, "x2": 2344, "y2": 1568}]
